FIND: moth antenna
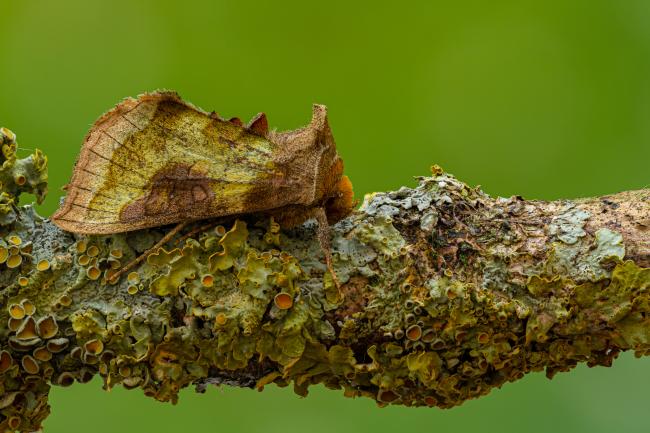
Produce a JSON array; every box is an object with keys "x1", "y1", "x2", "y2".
[
  {"x1": 247, "y1": 112, "x2": 269, "y2": 137},
  {"x1": 229, "y1": 117, "x2": 243, "y2": 127}
]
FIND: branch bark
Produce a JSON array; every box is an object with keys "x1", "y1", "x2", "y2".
[{"x1": 0, "y1": 128, "x2": 648, "y2": 431}]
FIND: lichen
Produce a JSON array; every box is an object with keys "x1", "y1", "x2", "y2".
[{"x1": 0, "y1": 130, "x2": 648, "y2": 431}]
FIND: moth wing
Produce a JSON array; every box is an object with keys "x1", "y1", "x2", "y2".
[{"x1": 52, "y1": 92, "x2": 277, "y2": 234}]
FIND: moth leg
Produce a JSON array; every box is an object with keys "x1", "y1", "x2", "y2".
[
  {"x1": 109, "y1": 221, "x2": 189, "y2": 283},
  {"x1": 314, "y1": 206, "x2": 340, "y2": 289}
]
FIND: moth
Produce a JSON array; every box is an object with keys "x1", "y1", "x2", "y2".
[{"x1": 52, "y1": 91, "x2": 354, "y2": 282}]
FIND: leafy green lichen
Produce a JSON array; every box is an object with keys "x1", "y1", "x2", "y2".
[{"x1": 0, "y1": 131, "x2": 648, "y2": 431}]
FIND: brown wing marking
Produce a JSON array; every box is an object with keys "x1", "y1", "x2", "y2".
[{"x1": 119, "y1": 163, "x2": 218, "y2": 224}]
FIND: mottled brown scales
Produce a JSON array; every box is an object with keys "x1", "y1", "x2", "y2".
[{"x1": 52, "y1": 91, "x2": 354, "y2": 281}]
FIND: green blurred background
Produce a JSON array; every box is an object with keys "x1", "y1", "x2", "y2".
[{"x1": 1, "y1": 1, "x2": 649, "y2": 432}]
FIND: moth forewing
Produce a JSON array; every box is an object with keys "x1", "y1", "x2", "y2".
[{"x1": 52, "y1": 92, "x2": 352, "y2": 236}]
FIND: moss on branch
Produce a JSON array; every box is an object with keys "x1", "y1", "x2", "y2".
[{"x1": 0, "y1": 127, "x2": 648, "y2": 431}]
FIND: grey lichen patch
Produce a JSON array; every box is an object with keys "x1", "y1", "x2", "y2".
[
  {"x1": 546, "y1": 228, "x2": 626, "y2": 282},
  {"x1": 0, "y1": 132, "x2": 648, "y2": 431},
  {"x1": 352, "y1": 216, "x2": 405, "y2": 258},
  {"x1": 547, "y1": 205, "x2": 590, "y2": 244}
]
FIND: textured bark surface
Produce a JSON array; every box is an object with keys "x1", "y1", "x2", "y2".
[{"x1": 0, "y1": 128, "x2": 648, "y2": 432}]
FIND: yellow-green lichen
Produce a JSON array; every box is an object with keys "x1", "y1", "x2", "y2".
[{"x1": 0, "y1": 133, "x2": 648, "y2": 431}]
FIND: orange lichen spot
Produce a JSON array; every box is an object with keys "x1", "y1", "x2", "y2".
[
  {"x1": 215, "y1": 225, "x2": 226, "y2": 236},
  {"x1": 87, "y1": 266, "x2": 101, "y2": 280},
  {"x1": 6, "y1": 254, "x2": 22, "y2": 268},
  {"x1": 7, "y1": 235, "x2": 22, "y2": 246},
  {"x1": 36, "y1": 259, "x2": 51, "y2": 271},
  {"x1": 21, "y1": 355, "x2": 39, "y2": 374},
  {"x1": 57, "y1": 372, "x2": 75, "y2": 387},
  {"x1": 119, "y1": 365, "x2": 132, "y2": 377},
  {"x1": 0, "y1": 247, "x2": 8, "y2": 264},
  {"x1": 127, "y1": 271, "x2": 140, "y2": 284},
  {"x1": 431, "y1": 339, "x2": 445, "y2": 350},
  {"x1": 104, "y1": 268, "x2": 118, "y2": 282},
  {"x1": 8, "y1": 303, "x2": 25, "y2": 319},
  {"x1": 37, "y1": 315, "x2": 59, "y2": 339},
  {"x1": 78, "y1": 367, "x2": 94, "y2": 382},
  {"x1": 86, "y1": 245, "x2": 100, "y2": 257},
  {"x1": 6, "y1": 337, "x2": 38, "y2": 354},
  {"x1": 201, "y1": 274, "x2": 214, "y2": 287},
  {"x1": 215, "y1": 312, "x2": 228, "y2": 326},
  {"x1": 16, "y1": 317, "x2": 38, "y2": 340},
  {"x1": 33, "y1": 346, "x2": 52, "y2": 362},
  {"x1": 377, "y1": 389, "x2": 399, "y2": 403},
  {"x1": 85, "y1": 339, "x2": 104, "y2": 355},
  {"x1": 58, "y1": 294, "x2": 72, "y2": 307},
  {"x1": 127, "y1": 285, "x2": 138, "y2": 295},
  {"x1": 83, "y1": 353, "x2": 99, "y2": 365},
  {"x1": 43, "y1": 366, "x2": 55, "y2": 379},
  {"x1": 8, "y1": 317, "x2": 23, "y2": 332},
  {"x1": 0, "y1": 350, "x2": 13, "y2": 373},
  {"x1": 75, "y1": 239, "x2": 88, "y2": 254},
  {"x1": 406, "y1": 325, "x2": 422, "y2": 341},
  {"x1": 110, "y1": 248, "x2": 123, "y2": 258},
  {"x1": 46, "y1": 337, "x2": 69, "y2": 353},
  {"x1": 421, "y1": 329, "x2": 436, "y2": 343},
  {"x1": 70, "y1": 347, "x2": 82, "y2": 359},
  {"x1": 21, "y1": 299, "x2": 36, "y2": 316},
  {"x1": 153, "y1": 348, "x2": 178, "y2": 366},
  {"x1": 15, "y1": 174, "x2": 26, "y2": 185},
  {"x1": 424, "y1": 396, "x2": 437, "y2": 407},
  {"x1": 8, "y1": 416, "x2": 20, "y2": 430},
  {"x1": 274, "y1": 292, "x2": 293, "y2": 310},
  {"x1": 18, "y1": 276, "x2": 29, "y2": 286},
  {"x1": 78, "y1": 254, "x2": 90, "y2": 266},
  {"x1": 477, "y1": 332, "x2": 490, "y2": 344}
]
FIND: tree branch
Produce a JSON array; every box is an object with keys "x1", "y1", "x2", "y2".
[{"x1": 0, "y1": 128, "x2": 648, "y2": 431}]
